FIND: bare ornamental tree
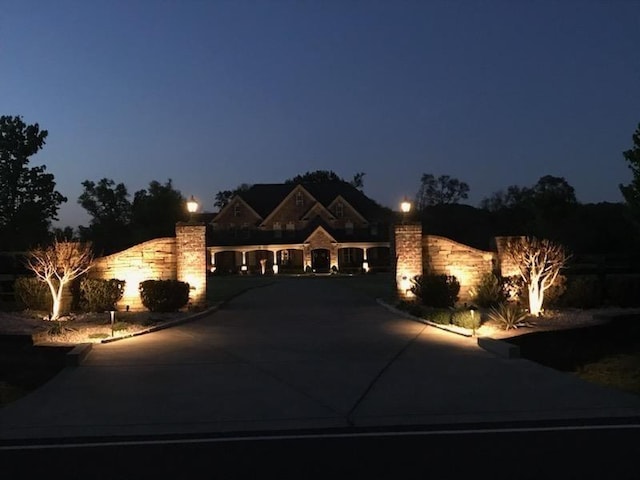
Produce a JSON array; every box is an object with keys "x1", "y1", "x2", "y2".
[
  {"x1": 504, "y1": 237, "x2": 567, "y2": 316},
  {"x1": 25, "y1": 240, "x2": 94, "y2": 320}
]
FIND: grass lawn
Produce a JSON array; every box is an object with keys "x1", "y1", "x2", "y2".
[{"x1": 576, "y1": 353, "x2": 640, "y2": 395}]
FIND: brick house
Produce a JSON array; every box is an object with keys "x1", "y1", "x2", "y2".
[{"x1": 207, "y1": 182, "x2": 393, "y2": 274}]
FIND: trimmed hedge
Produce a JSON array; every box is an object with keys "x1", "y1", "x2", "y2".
[
  {"x1": 79, "y1": 278, "x2": 125, "y2": 312},
  {"x1": 410, "y1": 274, "x2": 460, "y2": 308},
  {"x1": 139, "y1": 279, "x2": 190, "y2": 312}
]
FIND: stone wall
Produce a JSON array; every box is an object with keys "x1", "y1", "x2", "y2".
[
  {"x1": 89, "y1": 237, "x2": 177, "y2": 311},
  {"x1": 422, "y1": 235, "x2": 497, "y2": 302},
  {"x1": 176, "y1": 223, "x2": 207, "y2": 308},
  {"x1": 393, "y1": 223, "x2": 423, "y2": 300}
]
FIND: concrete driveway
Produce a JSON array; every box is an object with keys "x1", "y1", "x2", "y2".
[{"x1": 2, "y1": 277, "x2": 640, "y2": 440}]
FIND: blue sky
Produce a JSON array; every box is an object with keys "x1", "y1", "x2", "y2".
[{"x1": 2, "y1": 0, "x2": 639, "y2": 228}]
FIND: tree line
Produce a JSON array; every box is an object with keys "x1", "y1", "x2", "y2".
[{"x1": 2, "y1": 114, "x2": 640, "y2": 258}]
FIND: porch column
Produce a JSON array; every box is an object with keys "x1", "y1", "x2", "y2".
[
  {"x1": 241, "y1": 251, "x2": 248, "y2": 273},
  {"x1": 362, "y1": 247, "x2": 369, "y2": 273}
]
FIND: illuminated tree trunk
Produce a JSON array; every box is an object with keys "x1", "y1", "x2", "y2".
[
  {"x1": 528, "y1": 280, "x2": 544, "y2": 316},
  {"x1": 26, "y1": 241, "x2": 93, "y2": 321}
]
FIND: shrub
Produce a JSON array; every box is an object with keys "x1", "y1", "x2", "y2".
[
  {"x1": 410, "y1": 274, "x2": 460, "y2": 308},
  {"x1": 139, "y1": 279, "x2": 190, "y2": 312},
  {"x1": 471, "y1": 272, "x2": 507, "y2": 308},
  {"x1": 79, "y1": 278, "x2": 125, "y2": 312},
  {"x1": 13, "y1": 276, "x2": 52, "y2": 311},
  {"x1": 488, "y1": 303, "x2": 528, "y2": 330},
  {"x1": 422, "y1": 308, "x2": 452, "y2": 325},
  {"x1": 451, "y1": 309, "x2": 481, "y2": 330},
  {"x1": 558, "y1": 275, "x2": 604, "y2": 308}
]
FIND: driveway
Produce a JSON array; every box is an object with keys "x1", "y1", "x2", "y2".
[{"x1": 2, "y1": 278, "x2": 640, "y2": 440}]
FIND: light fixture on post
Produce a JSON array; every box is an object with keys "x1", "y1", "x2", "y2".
[
  {"x1": 400, "y1": 197, "x2": 411, "y2": 224},
  {"x1": 187, "y1": 195, "x2": 199, "y2": 222}
]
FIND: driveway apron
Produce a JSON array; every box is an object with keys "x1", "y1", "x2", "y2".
[{"x1": 2, "y1": 278, "x2": 640, "y2": 440}]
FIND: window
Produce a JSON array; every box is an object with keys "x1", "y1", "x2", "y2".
[
  {"x1": 345, "y1": 221, "x2": 354, "y2": 235},
  {"x1": 295, "y1": 191, "x2": 304, "y2": 206},
  {"x1": 233, "y1": 203, "x2": 240, "y2": 217},
  {"x1": 286, "y1": 221, "x2": 295, "y2": 231},
  {"x1": 370, "y1": 223, "x2": 378, "y2": 236},
  {"x1": 273, "y1": 222, "x2": 282, "y2": 239},
  {"x1": 335, "y1": 202, "x2": 344, "y2": 218},
  {"x1": 241, "y1": 223, "x2": 250, "y2": 239}
]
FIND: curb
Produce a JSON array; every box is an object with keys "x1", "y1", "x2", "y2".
[
  {"x1": 476, "y1": 337, "x2": 520, "y2": 359},
  {"x1": 375, "y1": 298, "x2": 522, "y2": 358},
  {"x1": 375, "y1": 298, "x2": 474, "y2": 338},
  {"x1": 66, "y1": 343, "x2": 92, "y2": 366},
  {"x1": 100, "y1": 304, "x2": 223, "y2": 344}
]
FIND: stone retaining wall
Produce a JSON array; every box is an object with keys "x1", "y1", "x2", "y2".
[{"x1": 89, "y1": 237, "x2": 177, "y2": 311}]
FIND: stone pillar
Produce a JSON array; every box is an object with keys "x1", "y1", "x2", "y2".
[
  {"x1": 176, "y1": 222, "x2": 207, "y2": 309},
  {"x1": 393, "y1": 223, "x2": 423, "y2": 300}
]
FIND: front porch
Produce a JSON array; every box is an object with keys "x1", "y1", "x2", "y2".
[{"x1": 208, "y1": 242, "x2": 390, "y2": 275}]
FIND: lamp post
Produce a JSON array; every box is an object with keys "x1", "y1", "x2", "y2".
[
  {"x1": 187, "y1": 195, "x2": 199, "y2": 222},
  {"x1": 400, "y1": 197, "x2": 411, "y2": 224}
]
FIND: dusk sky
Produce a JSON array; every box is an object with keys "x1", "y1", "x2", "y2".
[{"x1": 2, "y1": 0, "x2": 639, "y2": 229}]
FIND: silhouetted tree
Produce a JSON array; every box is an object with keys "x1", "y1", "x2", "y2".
[
  {"x1": 619, "y1": 122, "x2": 640, "y2": 213},
  {"x1": 78, "y1": 178, "x2": 132, "y2": 255},
  {"x1": 132, "y1": 179, "x2": 186, "y2": 242},
  {"x1": 0, "y1": 115, "x2": 67, "y2": 251},
  {"x1": 415, "y1": 174, "x2": 469, "y2": 209},
  {"x1": 285, "y1": 170, "x2": 344, "y2": 184},
  {"x1": 350, "y1": 172, "x2": 366, "y2": 190},
  {"x1": 214, "y1": 183, "x2": 251, "y2": 209}
]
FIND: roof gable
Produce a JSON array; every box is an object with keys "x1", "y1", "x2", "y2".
[
  {"x1": 260, "y1": 184, "x2": 318, "y2": 226},
  {"x1": 304, "y1": 225, "x2": 337, "y2": 244},
  {"x1": 212, "y1": 196, "x2": 262, "y2": 224}
]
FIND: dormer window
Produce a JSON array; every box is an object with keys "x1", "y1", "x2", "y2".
[
  {"x1": 295, "y1": 191, "x2": 304, "y2": 206},
  {"x1": 233, "y1": 203, "x2": 241, "y2": 217},
  {"x1": 335, "y1": 202, "x2": 344, "y2": 218}
]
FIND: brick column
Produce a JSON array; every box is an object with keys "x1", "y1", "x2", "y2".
[
  {"x1": 176, "y1": 222, "x2": 207, "y2": 308},
  {"x1": 393, "y1": 222, "x2": 423, "y2": 300}
]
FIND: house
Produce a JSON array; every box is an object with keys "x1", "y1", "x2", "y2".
[{"x1": 207, "y1": 182, "x2": 393, "y2": 274}]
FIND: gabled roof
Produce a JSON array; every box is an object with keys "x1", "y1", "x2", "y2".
[
  {"x1": 236, "y1": 184, "x2": 297, "y2": 218},
  {"x1": 235, "y1": 182, "x2": 387, "y2": 221},
  {"x1": 213, "y1": 195, "x2": 263, "y2": 223}
]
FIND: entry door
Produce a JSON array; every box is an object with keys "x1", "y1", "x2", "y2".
[{"x1": 311, "y1": 249, "x2": 330, "y2": 273}]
